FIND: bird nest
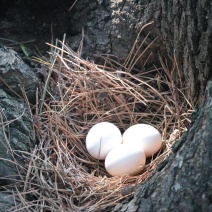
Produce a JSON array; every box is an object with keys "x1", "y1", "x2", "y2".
[{"x1": 10, "y1": 33, "x2": 193, "y2": 211}]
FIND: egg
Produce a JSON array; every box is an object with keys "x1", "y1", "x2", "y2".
[
  {"x1": 105, "y1": 144, "x2": 146, "y2": 176},
  {"x1": 86, "y1": 122, "x2": 122, "y2": 160},
  {"x1": 122, "y1": 124, "x2": 162, "y2": 157}
]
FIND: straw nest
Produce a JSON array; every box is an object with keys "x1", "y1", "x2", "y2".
[{"x1": 11, "y1": 32, "x2": 194, "y2": 211}]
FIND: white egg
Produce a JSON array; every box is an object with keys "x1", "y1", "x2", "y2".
[
  {"x1": 122, "y1": 124, "x2": 162, "y2": 157},
  {"x1": 86, "y1": 122, "x2": 122, "y2": 160},
  {"x1": 105, "y1": 144, "x2": 146, "y2": 176}
]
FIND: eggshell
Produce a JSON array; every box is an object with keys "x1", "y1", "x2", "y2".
[
  {"x1": 105, "y1": 144, "x2": 146, "y2": 176},
  {"x1": 122, "y1": 124, "x2": 162, "y2": 157},
  {"x1": 86, "y1": 122, "x2": 122, "y2": 160}
]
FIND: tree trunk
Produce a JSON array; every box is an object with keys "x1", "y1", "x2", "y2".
[
  {"x1": 0, "y1": 0, "x2": 212, "y2": 211},
  {"x1": 149, "y1": 0, "x2": 212, "y2": 104},
  {"x1": 111, "y1": 0, "x2": 212, "y2": 211},
  {"x1": 113, "y1": 82, "x2": 212, "y2": 211},
  {"x1": 68, "y1": 0, "x2": 212, "y2": 104}
]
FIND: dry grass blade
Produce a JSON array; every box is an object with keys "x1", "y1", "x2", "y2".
[{"x1": 9, "y1": 30, "x2": 194, "y2": 211}]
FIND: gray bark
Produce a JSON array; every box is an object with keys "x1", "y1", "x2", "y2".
[
  {"x1": 113, "y1": 81, "x2": 212, "y2": 211},
  {"x1": 0, "y1": 0, "x2": 212, "y2": 211},
  {"x1": 0, "y1": 46, "x2": 40, "y2": 103},
  {"x1": 68, "y1": 0, "x2": 212, "y2": 104},
  {"x1": 69, "y1": 0, "x2": 212, "y2": 210},
  {"x1": 0, "y1": 47, "x2": 36, "y2": 210},
  {"x1": 110, "y1": 0, "x2": 212, "y2": 211},
  {"x1": 0, "y1": 89, "x2": 34, "y2": 185},
  {"x1": 0, "y1": 192, "x2": 15, "y2": 212}
]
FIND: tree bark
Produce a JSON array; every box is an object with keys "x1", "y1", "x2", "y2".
[
  {"x1": 0, "y1": 0, "x2": 212, "y2": 211},
  {"x1": 111, "y1": 0, "x2": 212, "y2": 211},
  {"x1": 113, "y1": 82, "x2": 212, "y2": 211},
  {"x1": 69, "y1": 0, "x2": 212, "y2": 104},
  {"x1": 150, "y1": 0, "x2": 212, "y2": 104}
]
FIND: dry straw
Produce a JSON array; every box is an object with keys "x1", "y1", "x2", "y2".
[{"x1": 9, "y1": 28, "x2": 193, "y2": 211}]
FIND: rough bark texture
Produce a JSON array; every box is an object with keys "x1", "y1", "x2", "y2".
[
  {"x1": 67, "y1": 0, "x2": 212, "y2": 104},
  {"x1": 0, "y1": 0, "x2": 212, "y2": 211},
  {"x1": 0, "y1": 47, "x2": 35, "y2": 209},
  {"x1": 150, "y1": 0, "x2": 212, "y2": 104},
  {"x1": 0, "y1": 89, "x2": 34, "y2": 182},
  {"x1": 71, "y1": 0, "x2": 212, "y2": 210},
  {"x1": 113, "y1": 82, "x2": 212, "y2": 211},
  {"x1": 0, "y1": 46, "x2": 40, "y2": 103},
  {"x1": 0, "y1": 192, "x2": 15, "y2": 211},
  {"x1": 0, "y1": 0, "x2": 211, "y2": 103},
  {"x1": 110, "y1": 0, "x2": 212, "y2": 211}
]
